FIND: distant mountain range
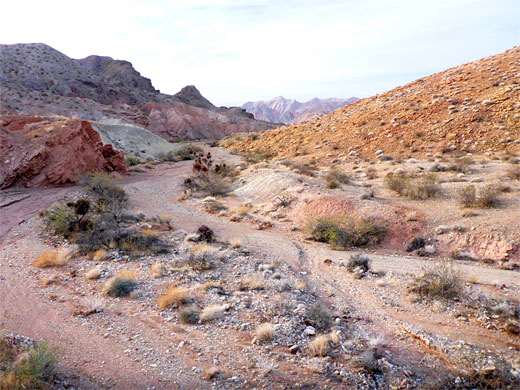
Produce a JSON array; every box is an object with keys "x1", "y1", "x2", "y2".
[
  {"x1": 0, "y1": 43, "x2": 276, "y2": 140},
  {"x1": 242, "y1": 96, "x2": 359, "y2": 124}
]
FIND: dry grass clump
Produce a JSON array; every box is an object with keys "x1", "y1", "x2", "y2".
[
  {"x1": 307, "y1": 216, "x2": 386, "y2": 248},
  {"x1": 188, "y1": 243, "x2": 218, "y2": 269},
  {"x1": 384, "y1": 173, "x2": 440, "y2": 199},
  {"x1": 228, "y1": 237, "x2": 243, "y2": 248},
  {"x1": 32, "y1": 251, "x2": 68, "y2": 268},
  {"x1": 409, "y1": 262, "x2": 463, "y2": 300},
  {"x1": 308, "y1": 331, "x2": 340, "y2": 357},
  {"x1": 157, "y1": 286, "x2": 189, "y2": 309},
  {"x1": 103, "y1": 270, "x2": 138, "y2": 297},
  {"x1": 85, "y1": 266, "x2": 103, "y2": 281},
  {"x1": 92, "y1": 249, "x2": 108, "y2": 261},
  {"x1": 239, "y1": 274, "x2": 264, "y2": 291},
  {"x1": 254, "y1": 323, "x2": 274, "y2": 342},
  {"x1": 151, "y1": 262, "x2": 167, "y2": 278},
  {"x1": 459, "y1": 184, "x2": 500, "y2": 208},
  {"x1": 346, "y1": 254, "x2": 371, "y2": 272},
  {"x1": 200, "y1": 305, "x2": 227, "y2": 322}
]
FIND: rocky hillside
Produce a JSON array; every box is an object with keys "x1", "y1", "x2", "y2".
[
  {"x1": 229, "y1": 47, "x2": 520, "y2": 160},
  {"x1": 0, "y1": 43, "x2": 276, "y2": 140},
  {"x1": 242, "y1": 96, "x2": 358, "y2": 124}
]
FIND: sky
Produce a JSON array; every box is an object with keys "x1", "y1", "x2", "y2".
[{"x1": 1, "y1": 0, "x2": 520, "y2": 106}]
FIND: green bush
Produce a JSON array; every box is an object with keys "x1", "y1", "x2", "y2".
[
  {"x1": 307, "y1": 217, "x2": 386, "y2": 247},
  {"x1": 1, "y1": 341, "x2": 58, "y2": 389},
  {"x1": 125, "y1": 155, "x2": 143, "y2": 166},
  {"x1": 179, "y1": 309, "x2": 200, "y2": 325},
  {"x1": 79, "y1": 172, "x2": 128, "y2": 213}
]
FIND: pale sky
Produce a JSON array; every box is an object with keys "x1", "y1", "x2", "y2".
[{"x1": 1, "y1": 0, "x2": 519, "y2": 106}]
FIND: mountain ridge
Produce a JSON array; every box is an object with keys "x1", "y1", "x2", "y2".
[{"x1": 242, "y1": 95, "x2": 359, "y2": 124}]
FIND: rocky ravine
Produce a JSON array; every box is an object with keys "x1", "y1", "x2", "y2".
[
  {"x1": 0, "y1": 43, "x2": 277, "y2": 140},
  {"x1": 242, "y1": 96, "x2": 358, "y2": 124}
]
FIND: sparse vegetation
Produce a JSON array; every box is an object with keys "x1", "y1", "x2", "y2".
[
  {"x1": 239, "y1": 274, "x2": 264, "y2": 291},
  {"x1": 103, "y1": 270, "x2": 138, "y2": 297},
  {"x1": 410, "y1": 262, "x2": 463, "y2": 300},
  {"x1": 183, "y1": 152, "x2": 234, "y2": 197},
  {"x1": 305, "y1": 303, "x2": 332, "y2": 331},
  {"x1": 157, "y1": 286, "x2": 189, "y2": 309},
  {"x1": 384, "y1": 173, "x2": 440, "y2": 199},
  {"x1": 179, "y1": 309, "x2": 200, "y2": 324},
  {"x1": 125, "y1": 155, "x2": 143, "y2": 166},
  {"x1": 281, "y1": 159, "x2": 317, "y2": 176},
  {"x1": 505, "y1": 165, "x2": 520, "y2": 180},
  {"x1": 32, "y1": 251, "x2": 68, "y2": 268},
  {"x1": 0, "y1": 340, "x2": 57, "y2": 390},
  {"x1": 346, "y1": 254, "x2": 371, "y2": 272},
  {"x1": 307, "y1": 216, "x2": 386, "y2": 247},
  {"x1": 459, "y1": 184, "x2": 500, "y2": 208},
  {"x1": 324, "y1": 168, "x2": 350, "y2": 189},
  {"x1": 200, "y1": 305, "x2": 226, "y2": 322},
  {"x1": 254, "y1": 323, "x2": 274, "y2": 342}
]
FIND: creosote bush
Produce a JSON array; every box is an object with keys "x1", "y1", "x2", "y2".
[
  {"x1": 409, "y1": 262, "x2": 463, "y2": 300},
  {"x1": 307, "y1": 216, "x2": 386, "y2": 248},
  {"x1": 384, "y1": 173, "x2": 440, "y2": 199},
  {"x1": 459, "y1": 184, "x2": 499, "y2": 208}
]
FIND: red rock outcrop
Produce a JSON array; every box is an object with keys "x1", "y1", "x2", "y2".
[
  {"x1": 0, "y1": 116, "x2": 125, "y2": 189},
  {"x1": 140, "y1": 102, "x2": 276, "y2": 140}
]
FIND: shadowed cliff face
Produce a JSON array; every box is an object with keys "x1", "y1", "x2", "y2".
[{"x1": 0, "y1": 43, "x2": 277, "y2": 140}]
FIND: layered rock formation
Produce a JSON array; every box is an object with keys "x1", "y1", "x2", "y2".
[
  {"x1": 0, "y1": 116, "x2": 125, "y2": 189},
  {"x1": 0, "y1": 43, "x2": 277, "y2": 140},
  {"x1": 228, "y1": 47, "x2": 520, "y2": 159},
  {"x1": 242, "y1": 96, "x2": 358, "y2": 124}
]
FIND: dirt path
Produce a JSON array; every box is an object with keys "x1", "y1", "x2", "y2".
[{"x1": 1, "y1": 146, "x2": 519, "y2": 388}]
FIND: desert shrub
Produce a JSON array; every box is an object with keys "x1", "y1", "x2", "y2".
[
  {"x1": 281, "y1": 160, "x2": 316, "y2": 176},
  {"x1": 125, "y1": 155, "x2": 143, "y2": 166},
  {"x1": 188, "y1": 243, "x2": 218, "y2": 270},
  {"x1": 384, "y1": 173, "x2": 440, "y2": 199},
  {"x1": 157, "y1": 286, "x2": 189, "y2": 309},
  {"x1": 254, "y1": 323, "x2": 274, "y2": 342},
  {"x1": 197, "y1": 225, "x2": 214, "y2": 242},
  {"x1": 103, "y1": 271, "x2": 137, "y2": 297},
  {"x1": 41, "y1": 200, "x2": 91, "y2": 238},
  {"x1": 229, "y1": 237, "x2": 243, "y2": 248},
  {"x1": 241, "y1": 151, "x2": 273, "y2": 164},
  {"x1": 459, "y1": 184, "x2": 499, "y2": 208},
  {"x1": 505, "y1": 165, "x2": 520, "y2": 180},
  {"x1": 410, "y1": 262, "x2": 463, "y2": 300},
  {"x1": 448, "y1": 157, "x2": 474, "y2": 173},
  {"x1": 305, "y1": 303, "x2": 332, "y2": 331},
  {"x1": 179, "y1": 309, "x2": 199, "y2": 324},
  {"x1": 307, "y1": 217, "x2": 386, "y2": 247},
  {"x1": 0, "y1": 341, "x2": 57, "y2": 390},
  {"x1": 79, "y1": 172, "x2": 128, "y2": 213},
  {"x1": 346, "y1": 254, "x2": 370, "y2": 272},
  {"x1": 325, "y1": 169, "x2": 350, "y2": 189}
]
